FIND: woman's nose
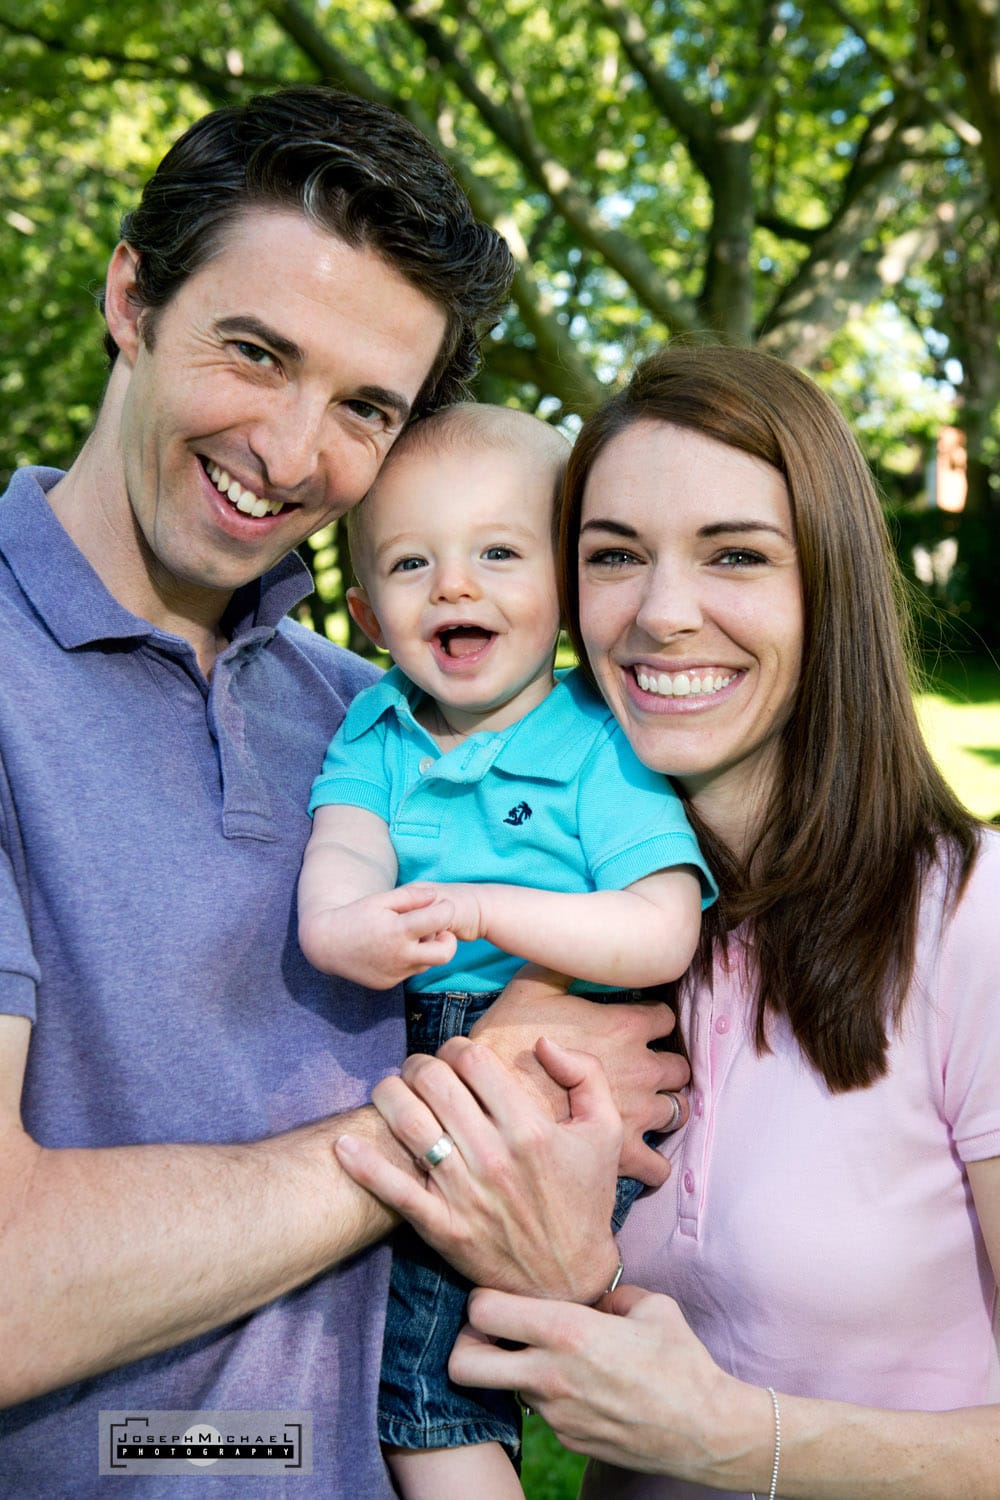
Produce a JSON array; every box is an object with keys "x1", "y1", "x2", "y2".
[{"x1": 634, "y1": 564, "x2": 702, "y2": 641}]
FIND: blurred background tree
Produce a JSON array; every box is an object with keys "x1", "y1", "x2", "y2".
[{"x1": 1, "y1": 0, "x2": 997, "y2": 654}]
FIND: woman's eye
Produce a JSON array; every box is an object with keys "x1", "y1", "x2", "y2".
[
  {"x1": 483, "y1": 546, "x2": 515, "y2": 561},
  {"x1": 582, "y1": 547, "x2": 640, "y2": 570},
  {"x1": 234, "y1": 341, "x2": 277, "y2": 368},
  {"x1": 717, "y1": 547, "x2": 767, "y2": 567},
  {"x1": 390, "y1": 556, "x2": 426, "y2": 574}
]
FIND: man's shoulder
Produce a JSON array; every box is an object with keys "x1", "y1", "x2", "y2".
[{"x1": 273, "y1": 617, "x2": 383, "y2": 702}]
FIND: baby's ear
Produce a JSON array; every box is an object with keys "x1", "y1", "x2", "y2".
[{"x1": 346, "y1": 586, "x2": 388, "y2": 650}]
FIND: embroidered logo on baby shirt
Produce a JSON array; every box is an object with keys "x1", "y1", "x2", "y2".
[{"x1": 503, "y1": 801, "x2": 533, "y2": 826}]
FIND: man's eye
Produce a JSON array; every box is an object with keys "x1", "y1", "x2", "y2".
[
  {"x1": 234, "y1": 341, "x2": 277, "y2": 367},
  {"x1": 483, "y1": 546, "x2": 516, "y2": 561},
  {"x1": 346, "y1": 399, "x2": 390, "y2": 425}
]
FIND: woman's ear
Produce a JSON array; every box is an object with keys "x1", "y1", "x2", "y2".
[
  {"x1": 347, "y1": 586, "x2": 388, "y2": 650},
  {"x1": 103, "y1": 243, "x2": 145, "y2": 366}
]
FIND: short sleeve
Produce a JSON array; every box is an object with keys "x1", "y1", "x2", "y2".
[
  {"x1": 935, "y1": 832, "x2": 1000, "y2": 1163},
  {"x1": 307, "y1": 697, "x2": 393, "y2": 822},
  {"x1": 0, "y1": 844, "x2": 40, "y2": 1020},
  {"x1": 575, "y1": 723, "x2": 717, "y2": 907}
]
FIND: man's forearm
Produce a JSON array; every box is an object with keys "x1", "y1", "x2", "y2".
[{"x1": 0, "y1": 1104, "x2": 407, "y2": 1409}]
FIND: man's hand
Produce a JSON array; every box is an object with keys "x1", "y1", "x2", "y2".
[
  {"x1": 470, "y1": 968, "x2": 689, "y2": 1186},
  {"x1": 335, "y1": 1036, "x2": 622, "y2": 1304}
]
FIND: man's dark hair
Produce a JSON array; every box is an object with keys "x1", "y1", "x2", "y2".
[{"x1": 102, "y1": 86, "x2": 514, "y2": 412}]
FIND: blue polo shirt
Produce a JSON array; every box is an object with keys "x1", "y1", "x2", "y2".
[
  {"x1": 0, "y1": 467, "x2": 401, "y2": 1498},
  {"x1": 309, "y1": 665, "x2": 716, "y2": 993}
]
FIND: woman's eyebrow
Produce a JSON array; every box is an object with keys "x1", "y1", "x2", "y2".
[
  {"x1": 580, "y1": 518, "x2": 791, "y2": 541},
  {"x1": 579, "y1": 518, "x2": 640, "y2": 538},
  {"x1": 698, "y1": 520, "x2": 792, "y2": 541}
]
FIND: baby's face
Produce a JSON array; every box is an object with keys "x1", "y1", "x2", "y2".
[{"x1": 350, "y1": 444, "x2": 561, "y2": 731}]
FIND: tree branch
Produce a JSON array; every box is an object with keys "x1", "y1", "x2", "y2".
[{"x1": 385, "y1": 0, "x2": 699, "y2": 333}]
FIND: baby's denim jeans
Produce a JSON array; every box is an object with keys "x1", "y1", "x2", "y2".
[{"x1": 377, "y1": 987, "x2": 648, "y2": 1459}]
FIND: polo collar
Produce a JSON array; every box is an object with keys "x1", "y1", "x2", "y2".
[
  {"x1": 341, "y1": 664, "x2": 613, "y2": 784},
  {"x1": 0, "y1": 467, "x2": 312, "y2": 651}
]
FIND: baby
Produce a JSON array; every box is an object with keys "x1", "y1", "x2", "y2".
[{"x1": 298, "y1": 404, "x2": 715, "y2": 1500}]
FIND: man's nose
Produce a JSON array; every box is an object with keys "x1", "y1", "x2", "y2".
[{"x1": 247, "y1": 392, "x2": 328, "y2": 495}]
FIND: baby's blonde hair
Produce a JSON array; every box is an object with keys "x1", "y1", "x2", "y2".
[{"x1": 345, "y1": 402, "x2": 570, "y2": 583}]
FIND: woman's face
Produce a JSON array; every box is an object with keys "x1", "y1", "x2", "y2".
[{"x1": 577, "y1": 420, "x2": 804, "y2": 822}]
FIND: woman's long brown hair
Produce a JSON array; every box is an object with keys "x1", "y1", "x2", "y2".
[{"x1": 559, "y1": 346, "x2": 981, "y2": 1092}]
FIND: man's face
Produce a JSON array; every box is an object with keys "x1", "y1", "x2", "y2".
[{"x1": 106, "y1": 207, "x2": 448, "y2": 616}]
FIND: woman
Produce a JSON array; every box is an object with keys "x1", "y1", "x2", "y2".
[{"x1": 337, "y1": 346, "x2": 1000, "y2": 1497}]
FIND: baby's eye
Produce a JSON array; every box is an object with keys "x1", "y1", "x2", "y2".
[
  {"x1": 390, "y1": 556, "x2": 427, "y2": 573},
  {"x1": 483, "y1": 545, "x2": 516, "y2": 561}
]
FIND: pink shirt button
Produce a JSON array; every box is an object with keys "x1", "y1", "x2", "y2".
[
  {"x1": 715, "y1": 1015, "x2": 730, "y2": 1035},
  {"x1": 683, "y1": 1170, "x2": 695, "y2": 1194},
  {"x1": 693, "y1": 1092, "x2": 704, "y2": 1117}
]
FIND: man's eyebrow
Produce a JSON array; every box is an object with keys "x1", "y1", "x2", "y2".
[
  {"x1": 215, "y1": 316, "x2": 413, "y2": 424},
  {"x1": 215, "y1": 316, "x2": 305, "y2": 365}
]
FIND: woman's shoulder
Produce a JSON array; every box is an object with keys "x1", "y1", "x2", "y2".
[{"x1": 923, "y1": 824, "x2": 1000, "y2": 962}]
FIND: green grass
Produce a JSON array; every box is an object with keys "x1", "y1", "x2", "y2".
[
  {"x1": 915, "y1": 656, "x2": 1000, "y2": 821},
  {"x1": 520, "y1": 656, "x2": 1000, "y2": 1498}
]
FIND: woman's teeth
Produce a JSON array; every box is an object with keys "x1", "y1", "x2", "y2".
[
  {"x1": 635, "y1": 669, "x2": 736, "y2": 697},
  {"x1": 206, "y1": 461, "x2": 283, "y2": 518}
]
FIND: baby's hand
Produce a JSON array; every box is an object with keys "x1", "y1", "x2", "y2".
[
  {"x1": 325, "y1": 886, "x2": 459, "y2": 989},
  {"x1": 403, "y1": 882, "x2": 485, "y2": 944}
]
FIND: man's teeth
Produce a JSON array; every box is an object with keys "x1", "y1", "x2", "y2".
[
  {"x1": 206, "y1": 461, "x2": 283, "y2": 518},
  {"x1": 635, "y1": 669, "x2": 736, "y2": 697}
]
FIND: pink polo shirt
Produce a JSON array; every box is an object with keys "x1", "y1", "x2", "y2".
[{"x1": 583, "y1": 830, "x2": 1000, "y2": 1500}]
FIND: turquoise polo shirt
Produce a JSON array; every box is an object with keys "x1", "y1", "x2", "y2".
[{"x1": 309, "y1": 665, "x2": 716, "y2": 993}]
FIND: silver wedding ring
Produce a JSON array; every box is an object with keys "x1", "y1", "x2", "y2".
[
  {"x1": 662, "y1": 1091, "x2": 682, "y2": 1132},
  {"x1": 421, "y1": 1133, "x2": 454, "y2": 1168}
]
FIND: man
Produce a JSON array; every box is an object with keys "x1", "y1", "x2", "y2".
[{"x1": 0, "y1": 86, "x2": 688, "y2": 1495}]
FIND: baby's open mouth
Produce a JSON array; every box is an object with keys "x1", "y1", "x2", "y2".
[{"x1": 436, "y1": 626, "x2": 495, "y2": 658}]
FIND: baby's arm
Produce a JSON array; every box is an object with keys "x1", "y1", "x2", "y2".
[
  {"x1": 412, "y1": 868, "x2": 703, "y2": 988},
  {"x1": 298, "y1": 805, "x2": 458, "y2": 987}
]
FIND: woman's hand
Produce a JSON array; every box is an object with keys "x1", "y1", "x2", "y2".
[
  {"x1": 335, "y1": 1035, "x2": 623, "y2": 1303},
  {"x1": 469, "y1": 966, "x2": 690, "y2": 1185},
  {"x1": 450, "y1": 1283, "x2": 761, "y2": 1486}
]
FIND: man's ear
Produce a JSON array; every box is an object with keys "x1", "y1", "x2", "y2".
[
  {"x1": 347, "y1": 586, "x2": 388, "y2": 650},
  {"x1": 103, "y1": 243, "x2": 145, "y2": 366}
]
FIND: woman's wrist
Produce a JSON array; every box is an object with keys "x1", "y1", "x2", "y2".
[{"x1": 688, "y1": 1375, "x2": 783, "y2": 1494}]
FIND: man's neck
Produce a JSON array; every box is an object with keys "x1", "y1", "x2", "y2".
[{"x1": 48, "y1": 431, "x2": 232, "y2": 678}]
